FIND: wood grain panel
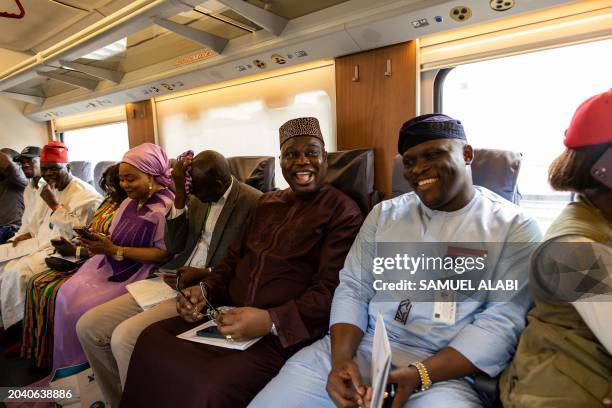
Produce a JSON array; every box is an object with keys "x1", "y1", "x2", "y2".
[
  {"x1": 336, "y1": 41, "x2": 418, "y2": 197},
  {"x1": 126, "y1": 100, "x2": 156, "y2": 147},
  {"x1": 47, "y1": 121, "x2": 56, "y2": 141}
]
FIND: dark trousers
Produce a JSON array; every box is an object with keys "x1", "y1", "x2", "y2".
[
  {"x1": 121, "y1": 316, "x2": 289, "y2": 408},
  {"x1": 0, "y1": 225, "x2": 17, "y2": 244}
]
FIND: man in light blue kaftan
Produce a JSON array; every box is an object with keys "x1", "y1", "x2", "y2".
[{"x1": 250, "y1": 114, "x2": 542, "y2": 408}]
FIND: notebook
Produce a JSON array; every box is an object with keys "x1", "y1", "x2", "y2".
[
  {"x1": 126, "y1": 277, "x2": 177, "y2": 310},
  {"x1": 177, "y1": 320, "x2": 261, "y2": 351}
]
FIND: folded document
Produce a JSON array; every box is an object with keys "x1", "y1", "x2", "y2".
[
  {"x1": 126, "y1": 277, "x2": 177, "y2": 310},
  {"x1": 370, "y1": 312, "x2": 392, "y2": 408}
]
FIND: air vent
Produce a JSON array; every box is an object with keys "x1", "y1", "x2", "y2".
[
  {"x1": 490, "y1": 0, "x2": 515, "y2": 12},
  {"x1": 450, "y1": 6, "x2": 472, "y2": 22}
]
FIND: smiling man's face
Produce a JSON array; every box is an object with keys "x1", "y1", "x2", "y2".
[
  {"x1": 41, "y1": 162, "x2": 71, "y2": 189},
  {"x1": 402, "y1": 138, "x2": 474, "y2": 211},
  {"x1": 280, "y1": 136, "x2": 328, "y2": 196},
  {"x1": 19, "y1": 157, "x2": 40, "y2": 179}
]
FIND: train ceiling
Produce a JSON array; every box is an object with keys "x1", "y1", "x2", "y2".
[{"x1": 0, "y1": 0, "x2": 579, "y2": 121}]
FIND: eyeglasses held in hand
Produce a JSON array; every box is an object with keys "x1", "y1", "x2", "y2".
[
  {"x1": 175, "y1": 271, "x2": 219, "y2": 320},
  {"x1": 199, "y1": 281, "x2": 219, "y2": 320}
]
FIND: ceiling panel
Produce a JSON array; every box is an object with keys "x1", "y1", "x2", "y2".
[
  {"x1": 119, "y1": 12, "x2": 254, "y2": 73},
  {"x1": 96, "y1": 0, "x2": 136, "y2": 16},
  {"x1": 169, "y1": 13, "x2": 251, "y2": 40},
  {"x1": 217, "y1": 9, "x2": 261, "y2": 31},
  {"x1": 55, "y1": 0, "x2": 114, "y2": 12},
  {"x1": 243, "y1": 0, "x2": 349, "y2": 20},
  {"x1": 0, "y1": 0, "x2": 88, "y2": 51},
  {"x1": 0, "y1": 48, "x2": 33, "y2": 74},
  {"x1": 72, "y1": 57, "x2": 123, "y2": 71},
  {"x1": 6, "y1": 76, "x2": 77, "y2": 98},
  {"x1": 0, "y1": 0, "x2": 353, "y2": 102},
  {"x1": 29, "y1": 13, "x2": 104, "y2": 53},
  {"x1": 126, "y1": 25, "x2": 166, "y2": 48},
  {"x1": 120, "y1": 33, "x2": 203, "y2": 72}
]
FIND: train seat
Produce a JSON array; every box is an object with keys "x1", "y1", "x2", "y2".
[
  {"x1": 70, "y1": 161, "x2": 94, "y2": 186},
  {"x1": 93, "y1": 161, "x2": 118, "y2": 194},
  {"x1": 326, "y1": 148, "x2": 377, "y2": 215},
  {"x1": 227, "y1": 156, "x2": 275, "y2": 193}
]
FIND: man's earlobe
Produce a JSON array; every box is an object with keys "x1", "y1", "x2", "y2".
[{"x1": 463, "y1": 145, "x2": 474, "y2": 164}]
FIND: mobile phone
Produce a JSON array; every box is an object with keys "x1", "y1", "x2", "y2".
[
  {"x1": 591, "y1": 147, "x2": 612, "y2": 189},
  {"x1": 74, "y1": 227, "x2": 98, "y2": 241},
  {"x1": 196, "y1": 325, "x2": 226, "y2": 339}
]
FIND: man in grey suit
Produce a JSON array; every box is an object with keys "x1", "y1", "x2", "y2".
[{"x1": 76, "y1": 150, "x2": 261, "y2": 407}]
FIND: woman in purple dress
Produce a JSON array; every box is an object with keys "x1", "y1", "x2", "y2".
[{"x1": 52, "y1": 143, "x2": 174, "y2": 371}]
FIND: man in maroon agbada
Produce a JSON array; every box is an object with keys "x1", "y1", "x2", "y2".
[{"x1": 120, "y1": 117, "x2": 364, "y2": 407}]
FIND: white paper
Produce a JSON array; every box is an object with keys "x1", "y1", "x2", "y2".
[
  {"x1": 50, "y1": 366, "x2": 104, "y2": 407},
  {"x1": 176, "y1": 320, "x2": 261, "y2": 351},
  {"x1": 0, "y1": 238, "x2": 41, "y2": 262},
  {"x1": 126, "y1": 277, "x2": 177, "y2": 310},
  {"x1": 370, "y1": 312, "x2": 392, "y2": 408}
]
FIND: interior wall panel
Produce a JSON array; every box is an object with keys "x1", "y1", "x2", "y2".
[
  {"x1": 335, "y1": 41, "x2": 418, "y2": 197},
  {"x1": 0, "y1": 98, "x2": 48, "y2": 150},
  {"x1": 126, "y1": 99, "x2": 156, "y2": 147}
]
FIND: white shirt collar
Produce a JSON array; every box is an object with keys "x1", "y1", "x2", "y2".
[
  {"x1": 215, "y1": 177, "x2": 233, "y2": 206},
  {"x1": 420, "y1": 187, "x2": 480, "y2": 218}
]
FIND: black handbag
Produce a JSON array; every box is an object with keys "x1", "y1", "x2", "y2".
[{"x1": 45, "y1": 255, "x2": 85, "y2": 272}]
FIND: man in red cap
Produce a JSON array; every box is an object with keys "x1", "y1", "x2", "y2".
[{"x1": 0, "y1": 141, "x2": 101, "y2": 350}]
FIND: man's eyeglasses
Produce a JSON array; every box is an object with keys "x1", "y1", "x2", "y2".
[
  {"x1": 200, "y1": 282, "x2": 219, "y2": 320},
  {"x1": 175, "y1": 271, "x2": 219, "y2": 320}
]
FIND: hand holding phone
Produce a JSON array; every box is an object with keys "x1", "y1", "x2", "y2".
[
  {"x1": 51, "y1": 236, "x2": 77, "y2": 257},
  {"x1": 74, "y1": 227, "x2": 98, "y2": 241}
]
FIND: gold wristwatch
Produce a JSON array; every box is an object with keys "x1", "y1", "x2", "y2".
[{"x1": 113, "y1": 247, "x2": 124, "y2": 261}]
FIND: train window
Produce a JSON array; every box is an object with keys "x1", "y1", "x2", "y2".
[
  {"x1": 62, "y1": 122, "x2": 129, "y2": 167},
  {"x1": 440, "y1": 38, "x2": 612, "y2": 231},
  {"x1": 155, "y1": 63, "x2": 336, "y2": 189}
]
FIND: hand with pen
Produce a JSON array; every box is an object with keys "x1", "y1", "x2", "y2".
[
  {"x1": 327, "y1": 361, "x2": 415, "y2": 408},
  {"x1": 358, "y1": 368, "x2": 419, "y2": 408},
  {"x1": 326, "y1": 358, "x2": 366, "y2": 408}
]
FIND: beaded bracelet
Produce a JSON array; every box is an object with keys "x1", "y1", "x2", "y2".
[{"x1": 410, "y1": 361, "x2": 432, "y2": 392}]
